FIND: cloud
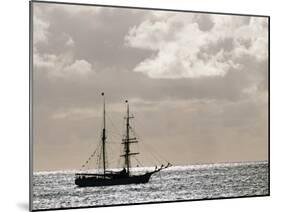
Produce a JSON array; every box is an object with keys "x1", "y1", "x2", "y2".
[
  {"x1": 64, "y1": 59, "x2": 92, "y2": 76},
  {"x1": 33, "y1": 15, "x2": 49, "y2": 44},
  {"x1": 33, "y1": 3, "x2": 96, "y2": 80},
  {"x1": 34, "y1": 51, "x2": 56, "y2": 69},
  {"x1": 62, "y1": 4, "x2": 102, "y2": 15},
  {"x1": 125, "y1": 13, "x2": 268, "y2": 79},
  {"x1": 65, "y1": 35, "x2": 74, "y2": 47},
  {"x1": 34, "y1": 51, "x2": 94, "y2": 79}
]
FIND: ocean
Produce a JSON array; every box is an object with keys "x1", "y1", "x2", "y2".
[{"x1": 32, "y1": 161, "x2": 269, "y2": 210}]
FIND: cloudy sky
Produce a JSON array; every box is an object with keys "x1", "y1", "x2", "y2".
[{"x1": 32, "y1": 2, "x2": 268, "y2": 171}]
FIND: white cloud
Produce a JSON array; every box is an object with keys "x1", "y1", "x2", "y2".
[
  {"x1": 33, "y1": 15, "x2": 49, "y2": 44},
  {"x1": 33, "y1": 4, "x2": 96, "y2": 80},
  {"x1": 232, "y1": 17, "x2": 268, "y2": 62},
  {"x1": 64, "y1": 59, "x2": 92, "y2": 76},
  {"x1": 34, "y1": 50, "x2": 56, "y2": 69},
  {"x1": 65, "y1": 35, "x2": 75, "y2": 47},
  {"x1": 34, "y1": 51, "x2": 94, "y2": 79},
  {"x1": 125, "y1": 13, "x2": 268, "y2": 79}
]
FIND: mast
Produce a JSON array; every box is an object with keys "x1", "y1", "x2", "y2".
[
  {"x1": 122, "y1": 100, "x2": 139, "y2": 176},
  {"x1": 125, "y1": 100, "x2": 130, "y2": 174},
  {"x1": 101, "y1": 92, "x2": 106, "y2": 178}
]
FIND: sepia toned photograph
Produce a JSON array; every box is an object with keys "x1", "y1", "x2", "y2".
[{"x1": 30, "y1": 1, "x2": 269, "y2": 211}]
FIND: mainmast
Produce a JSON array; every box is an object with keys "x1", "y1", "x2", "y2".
[
  {"x1": 121, "y1": 100, "x2": 139, "y2": 176},
  {"x1": 101, "y1": 92, "x2": 106, "y2": 178}
]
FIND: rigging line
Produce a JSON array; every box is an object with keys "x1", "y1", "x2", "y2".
[
  {"x1": 105, "y1": 142, "x2": 116, "y2": 166},
  {"x1": 108, "y1": 131, "x2": 121, "y2": 139},
  {"x1": 140, "y1": 145, "x2": 161, "y2": 165},
  {"x1": 127, "y1": 138, "x2": 160, "y2": 163},
  {"x1": 142, "y1": 147, "x2": 162, "y2": 165},
  {"x1": 106, "y1": 141, "x2": 120, "y2": 144},
  {"x1": 107, "y1": 139, "x2": 125, "y2": 168},
  {"x1": 107, "y1": 131, "x2": 122, "y2": 142},
  {"x1": 141, "y1": 141, "x2": 165, "y2": 163},
  {"x1": 121, "y1": 117, "x2": 126, "y2": 136},
  {"x1": 124, "y1": 127, "x2": 162, "y2": 166},
  {"x1": 107, "y1": 157, "x2": 120, "y2": 167},
  {"x1": 129, "y1": 127, "x2": 164, "y2": 164},
  {"x1": 106, "y1": 113, "x2": 123, "y2": 137},
  {"x1": 106, "y1": 138, "x2": 123, "y2": 145},
  {"x1": 145, "y1": 143, "x2": 169, "y2": 164},
  {"x1": 80, "y1": 117, "x2": 104, "y2": 170},
  {"x1": 79, "y1": 142, "x2": 101, "y2": 170},
  {"x1": 105, "y1": 126, "x2": 123, "y2": 143},
  {"x1": 130, "y1": 122, "x2": 169, "y2": 164},
  {"x1": 133, "y1": 156, "x2": 144, "y2": 167}
]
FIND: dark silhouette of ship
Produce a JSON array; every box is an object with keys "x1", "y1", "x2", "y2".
[{"x1": 75, "y1": 93, "x2": 171, "y2": 187}]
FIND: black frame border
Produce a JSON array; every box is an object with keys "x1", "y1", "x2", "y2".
[{"x1": 29, "y1": 0, "x2": 270, "y2": 211}]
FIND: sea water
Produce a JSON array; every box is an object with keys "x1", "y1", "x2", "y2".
[{"x1": 32, "y1": 161, "x2": 269, "y2": 210}]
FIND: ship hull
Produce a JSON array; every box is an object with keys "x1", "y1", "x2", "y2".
[{"x1": 75, "y1": 172, "x2": 153, "y2": 187}]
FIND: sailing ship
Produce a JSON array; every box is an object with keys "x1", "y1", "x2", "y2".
[{"x1": 75, "y1": 93, "x2": 171, "y2": 187}]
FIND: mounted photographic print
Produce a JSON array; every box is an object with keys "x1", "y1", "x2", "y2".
[{"x1": 30, "y1": 0, "x2": 269, "y2": 211}]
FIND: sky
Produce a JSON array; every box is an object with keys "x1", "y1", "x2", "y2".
[{"x1": 32, "y1": 2, "x2": 269, "y2": 171}]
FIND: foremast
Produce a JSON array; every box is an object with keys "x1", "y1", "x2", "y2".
[{"x1": 121, "y1": 100, "x2": 139, "y2": 176}]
